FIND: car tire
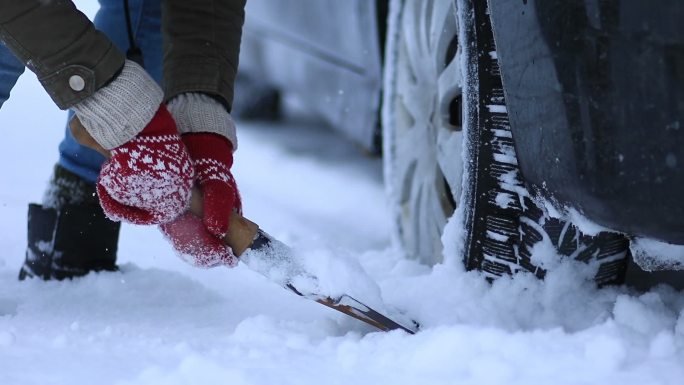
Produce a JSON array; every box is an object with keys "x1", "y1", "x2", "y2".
[{"x1": 383, "y1": 0, "x2": 631, "y2": 285}]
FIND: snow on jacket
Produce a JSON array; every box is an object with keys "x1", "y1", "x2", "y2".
[{"x1": 0, "y1": 0, "x2": 245, "y2": 110}]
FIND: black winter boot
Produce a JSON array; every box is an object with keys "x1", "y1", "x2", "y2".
[{"x1": 18, "y1": 165, "x2": 121, "y2": 280}]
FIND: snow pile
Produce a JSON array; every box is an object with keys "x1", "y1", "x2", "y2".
[{"x1": 3, "y1": 256, "x2": 683, "y2": 385}]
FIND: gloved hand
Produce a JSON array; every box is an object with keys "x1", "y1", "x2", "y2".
[
  {"x1": 73, "y1": 60, "x2": 194, "y2": 224},
  {"x1": 182, "y1": 132, "x2": 241, "y2": 236},
  {"x1": 96, "y1": 105, "x2": 195, "y2": 224},
  {"x1": 159, "y1": 212, "x2": 238, "y2": 268},
  {"x1": 160, "y1": 93, "x2": 241, "y2": 267}
]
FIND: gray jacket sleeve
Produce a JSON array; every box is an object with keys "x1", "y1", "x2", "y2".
[
  {"x1": 162, "y1": 0, "x2": 246, "y2": 111},
  {"x1": 0, "y1": 1, "x2": 125, "y2": 109}
]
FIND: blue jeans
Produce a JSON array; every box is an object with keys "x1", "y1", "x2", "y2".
[{"x1": 0, "y1": 0, "x2": 163, "y2": 183}]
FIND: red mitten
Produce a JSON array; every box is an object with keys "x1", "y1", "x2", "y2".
[
  {"x1": 182, "y1": 132, "x2": 241, "y2": 237},
  {"x1": 96, "y1": 105, "x2": 194, "y2": 225},
  {"x1": 159, "y1": 212, "x2": 237, "y2": 267},
  {"x1": 157, "y1": 133, "x2": 240, "y2": 267}
]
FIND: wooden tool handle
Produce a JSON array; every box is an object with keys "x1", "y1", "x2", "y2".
[{"x1": 69, "y1": 117, "x2": 259, "y2": 256}]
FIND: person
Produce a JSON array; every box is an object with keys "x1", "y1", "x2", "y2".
[{"x1": 0, "y1": 0, "x2": 246, "y2": 279}]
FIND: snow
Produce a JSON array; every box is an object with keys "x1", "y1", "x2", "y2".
[
  {"x1": 0, "y1": 4, "x2": 683, "y2": 383},
  {"x1": 486, "y1": 104, "x2": 507, "y2": 114},
  {"x1": 566, "y1": 208, "x2": 613, "y2": 237},
  {"x1": 630, "y1": 238, "x2": 684, "y2": 271},
  {"x1": 536, "y1": 196, "x2": 613, "y2": 237}
]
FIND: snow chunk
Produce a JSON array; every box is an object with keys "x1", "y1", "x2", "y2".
[
  {"x1": 566, "y1": 208, "x2": 612, "y2": 236},
  {"x1": 486, "y1": 104, "x2": 507, "y2": 113},
  {"x1": 494, "y1": 192, "x2": 514, "y2": 208},
  {"x1": 630, "y1": 237, "x2": 684, "y2": 271}
]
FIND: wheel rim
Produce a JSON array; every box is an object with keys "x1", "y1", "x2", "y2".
[{"x1": 386, "y1": 0, "x2": 462, "y2": 265}]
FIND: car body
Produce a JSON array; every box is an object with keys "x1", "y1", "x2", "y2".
[{"x1": 238, "y1": 0, "x2": 386, "y2": 152}]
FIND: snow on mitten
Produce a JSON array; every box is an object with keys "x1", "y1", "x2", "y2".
[
  {"x1": 73, "y1": 60, "x2": 194, "y2": 224},
  {"x1": 96, "y1": 105, "x2": 194, "y2": 224},
  {"x1": 159, "y1": 212, "x2": 238, "y2": 268}
]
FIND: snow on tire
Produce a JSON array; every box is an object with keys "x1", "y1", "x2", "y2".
[{"x1": 384, "y1": 0, "x2": 631, "y2": 285}]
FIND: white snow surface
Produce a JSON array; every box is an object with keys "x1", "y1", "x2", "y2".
[{"x1": 1, "y1": 8, "x2": 684, "y2": 384}]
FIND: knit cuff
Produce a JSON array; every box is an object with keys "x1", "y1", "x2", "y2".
[
  {"x1": 72, "y1": 60, "x2": 163, "y2": 150},
  {"x1": 166, "y1": 92, "x2": 238, "y2": 151}
]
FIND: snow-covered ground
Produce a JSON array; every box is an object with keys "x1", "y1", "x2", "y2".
[{"x1": 1, "y1": 6, "x2": 684, "y2": 385}]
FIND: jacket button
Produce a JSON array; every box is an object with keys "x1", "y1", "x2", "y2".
[{"x1": 69, "y1": 75, "x2": 85, "y2": 92}]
